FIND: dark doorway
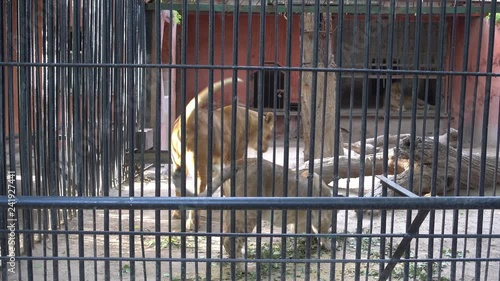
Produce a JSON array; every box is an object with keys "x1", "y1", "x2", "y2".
[{"x1": 253, "y1": 70, "x2": 285, "y2": 109}]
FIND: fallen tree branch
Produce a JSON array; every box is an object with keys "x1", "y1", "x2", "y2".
[
  {"x1": 299, "y1": 147, "x2": 409, "y2": 183},
  {"x1": 344, "y1": 128, "x2": 458, "y2": 155},
  {"x1": 371, "y1": 135, "x2": 500, "y2": 197}
]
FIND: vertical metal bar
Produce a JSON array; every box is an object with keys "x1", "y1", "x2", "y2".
[
  {"x1": 136, "y1": 3, "x2": 148, "y2": 280},
  {"x1": 153, "y1": 0, "x2": 162, "y2": 280},
  {"x1": 355, "y1": 0, "x2": 372, "y2": 279},
  {"x1": 392, "y1": 0, "x2": 411, "y2": 191},
  {"x1": 205, "y1": 0, "x2": 215, "y2": 201},
  {"x1": 295, "y1": 6, "x2": 307, "y2": 278},
  {"x1": 303, "y1": 1, "x2": 322, "y2": 279},
  {"x1": 179, "y1": 0, "x2": 189, "y2": 279},
  {"x1": 45, "y1": 0, "x2": 60, "y2": 279},
  {"x1": 365, "y1": 2, "x2": 381, "y2": 279},
  {"x1": 460, "y1": 1, "x2": 487, "y2": 280},
  {"x1": 281, "y1": 0, "x2": 294, "y2": 279},
  {"x1": 256, "y1": 1, "x2": 267, "y2": 276},
  {"x1": 18, "y1": 0, "x2": 34, "y2": 279},
  {"x1": 230, "y1": 1, "x2": 240, "y2": 279},
  {"x1": 4, "y1": 2, "x2": 19, "y2": 279},
  {"x1": 484, "y1": 43, "x2": 500, "y2": 280},
  {"x1": 0, "y1": 0, "x2": 7, "y2": 278},
  {"x1": 316, "y1": 3, "x2": 332, "y2": 280},
  {"x1": 113, "y1": 0, "x2": 125, "y2": 279},
  {"x1": 268, "y1": 5, "x2": 279, "y2": 278},
  {"x1": 450, "y1": 1, "x2": 472, "y2": 280},
  {"x1": 476, "y1": 1, "x2": 497, "y2": 279},
  {"x1": 166, "y1": 1, "x2": 176, "y2": 280},
  {"x1": 378, "y1": 0, "x2": 397, "y2": 277},
  {"x1": 88, "y1": 0, "x2": 96, "y2": 199},
  {"x1": 443, "y1": 2, "x2": 459, "y2": 280},
  {"x1": 419, "y1": 3, "x2": 436, "y2": 281},
  {"x1": 192, "y1": 1, "x2": 202, "y2": 277},
  {"x1": 102, "y1": 0, "x2": 112, "y2": 279},
  {"x1": 32, "y1": 4, "x2": 45, "y2": 279},
  {"x1": 429, "y1": 1, "x2": 449, "y2": 280},
  {"x1": 126, "y1": 0, "x2": 136, "y2": 279},
  {"x1": 114, "y1": 1, "x2": 125, "y2": 278},
  {"x1": 340, "y1": 3, "x2": 354, "y2": 280},
  {"x1": 332, "y1": 0, "x2": 346, "y2": 279},
  {"x1": 192, "y1": 1, "x2": 200, "y2": 236},
  {"x1": 243, "y1": 2, "x2": 253, "y2": 276},
  {"x1": 32, "y1": 0, "x2": 43, "y2": 256},
  {"x1": 6, "y1": 0, "x2": 15, "y2": 176},
  {"x1": 402, "y1": 1, "x2": 423, "y2": 279},
  {"x1": 57, "y1": 2, "x2": 72, "y2": 279},
  {"x1": 81, "y1": 0, "x2": 90, "y2": 198},
  {"x1": 71, "y1": 0, "x2": 85, "y2": 278}
]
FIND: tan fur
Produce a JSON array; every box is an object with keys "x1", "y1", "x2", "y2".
[
  {"x1": 389, "y1": 81, "x2": 434, "y2": 112},
  {"x1": 177, "y1": 159, "x2": 334, "y2": 272},
  {"x1": 389, "y1": 82, "x2": 406, "y2": 111},
  {"x1": 170, "y1": 78, "x2": 275, "y2": 230}
]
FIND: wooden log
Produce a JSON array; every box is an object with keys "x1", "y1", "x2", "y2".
[
  {"x1": 345, "y1": 128, "x2": 458, "y2": 155},
  {"x1": 399, "y1": 135, "x2": 500, "y2": 189},
  {"x1": 299, "y1": 147, "x2": 409, "y2": 183},
  {"x1": 371, "y1": 163, "x2": 456, "y2": 197},
  {"x1": 371, "y1": 134, "x2": 500, "y2": 197}
]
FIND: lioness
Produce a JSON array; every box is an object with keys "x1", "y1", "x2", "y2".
[
  {"x1": 173, "y1": 158, "x2": 334, "y2": 272},
  {"x1": 389, "y1": 81, "x2": 434, "y2": 112},
  {"x1": 170, "y1": 77, "x2": 275, "y2": 230}
]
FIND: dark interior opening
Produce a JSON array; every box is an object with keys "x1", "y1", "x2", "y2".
[
  {"x1": 253, "y1": 70, "x2": 285, "y2": 109},
  {"x1": 339, "y1": 77, "x2": 379, "y2": 109},
  {"x1": 339, "y1": 77, "x2": 439, "y2": 110}
]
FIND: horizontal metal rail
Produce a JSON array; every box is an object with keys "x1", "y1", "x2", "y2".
[
  {"x1": 2, "y1": 256, "x2": 499, "y2": 264},
  {"x1": 1, "y1": 196, "x2": 499, "y2": 210},
  {"x1": 0, "y1": 229, "x2": 498, "y2": 240},
  {"x1": 1, "y1": 61, "x2": 500, "y2": 77},
  {"x1": 145, "y1": 3, "x2": 489, "y2": 15}
]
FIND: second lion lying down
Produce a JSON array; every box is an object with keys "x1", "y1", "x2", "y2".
[{"x1": 173, "y1": 158, "x2": 335, "y2": 272}]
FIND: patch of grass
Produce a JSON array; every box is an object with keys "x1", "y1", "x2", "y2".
[
  {"x1": 143, "y1": 235, "x2": 207, "y2": 250},
  {"x1": 442, "y1": 248, "x2": 468, "y2": 258},
  {"x1": 121, "y1": 264, "x2": 130, "y2": 274},
  {"x1": 344, "y1": 235, "x2": 398, "y2": 259},
  {"x1": 392, "y1": 262, "x2": 450, "y2": 281},
  {"x1": 246, "y1": 236, "x2": 323, "y2": 260},
  {"x1": 342, "y1": 235, "x2": 456, "y2": 280},
  {"x1": 226, "y1": 236, "x2": 329, "y2": 277}
]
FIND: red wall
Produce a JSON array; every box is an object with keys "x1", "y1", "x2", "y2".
[
  {"x1": 449, "y1": 17, "x2": 500, "y2": 147},
  {"x1": 180, "y1": 13, "x2": 302, "y2": 110}
]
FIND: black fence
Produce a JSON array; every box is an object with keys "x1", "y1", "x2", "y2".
[{"x1": 1, "y1": 0, "x2": 500, "y2": 280}]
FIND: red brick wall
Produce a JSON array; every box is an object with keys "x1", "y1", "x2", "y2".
[
  {"x1": 449, "y1": 16, "x2": 500, "y2": 147},
  {"x1": 179, "y1": 13, "x2": 302, "y2": 111}
]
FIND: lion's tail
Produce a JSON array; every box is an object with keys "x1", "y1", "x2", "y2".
[{"x1": 184, "y1": 77, "x2": 243, "y2": 122}]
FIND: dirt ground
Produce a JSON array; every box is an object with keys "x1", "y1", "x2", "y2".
[{"x1": 18, "y1": 138, "x2": 500, "y2": 281}]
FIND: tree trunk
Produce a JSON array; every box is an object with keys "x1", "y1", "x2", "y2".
[{"x1": 300, "y1": 13, "x2": 343, "y2": 162}]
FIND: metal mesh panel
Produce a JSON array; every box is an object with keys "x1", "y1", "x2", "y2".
[{"x1": 1, "y1": 0, "x2": 500, "y2": 280}]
